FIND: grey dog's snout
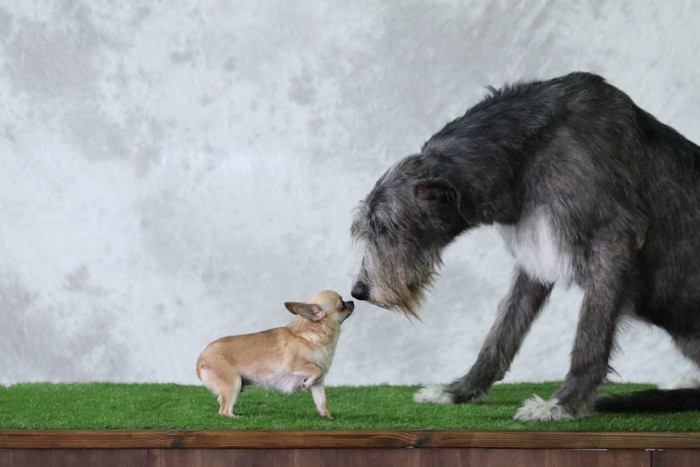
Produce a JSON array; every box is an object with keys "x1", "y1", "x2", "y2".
[{"x1": 351, "y1": 282, "x2": 369, "y2": 301}]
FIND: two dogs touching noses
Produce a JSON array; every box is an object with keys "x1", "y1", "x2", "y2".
[{"x1": 199, "y1": 72, "x2": 700, "y2": 420}]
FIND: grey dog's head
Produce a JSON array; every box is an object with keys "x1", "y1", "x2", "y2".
[{"x1": 350, "y1": 154, "x2": 470, "y2": 317}]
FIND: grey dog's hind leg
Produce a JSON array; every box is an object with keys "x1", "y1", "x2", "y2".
[
  {"x1": 594, "y1": 336, "x2": 700, "y2": 413},
  {"x1": 415, "y1": 270, "x2": 552, "y2": 404},
  {"x1": 675, "y1": 337, "x2": 700, "y2": 367},
  {"x1": 517, "y1": 235, "x2": 632, "y2": 420},
  {"x1": 670, "y1": 337, "x2": 700, "y2": 387}
]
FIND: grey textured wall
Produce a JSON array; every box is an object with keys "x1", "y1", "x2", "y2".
[{"x1": 1, "y1": 1, "x2": 700, "y2": 387}]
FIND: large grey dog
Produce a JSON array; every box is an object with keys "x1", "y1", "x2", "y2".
[{"x1": 350, "y1": 72, "x2": 700, "y2": 420}]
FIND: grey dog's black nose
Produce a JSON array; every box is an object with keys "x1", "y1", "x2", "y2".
[{"x1": 351, "y1": 282, "x2": 369, "y2": 301}]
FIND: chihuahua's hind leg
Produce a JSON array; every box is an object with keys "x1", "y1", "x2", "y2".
[
  {"x1": 311, "y1": 383, "x2": 331, "y2": 418},
  {"x1": 217, "y1": 374, "x2": 242, "y2": 417},
  {"x1": 200, "y1": 362, "x2": 242, "y2": 417}
]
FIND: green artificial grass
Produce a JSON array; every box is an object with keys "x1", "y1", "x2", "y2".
[{"x1": 0, "y1": 382, "x2": 697, "y2": 431}]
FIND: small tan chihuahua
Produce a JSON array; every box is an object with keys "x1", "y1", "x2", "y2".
[{"x1": 196, "y1": 290, "x2": 354, "y2": 418}]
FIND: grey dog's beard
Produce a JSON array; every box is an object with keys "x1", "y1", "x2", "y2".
[
  {"x1": 370, "y1": 275, "x2": 435, "y2": 318},
  {"x1": 360, "y1": 246, "x2": 442, "y2": 317}
]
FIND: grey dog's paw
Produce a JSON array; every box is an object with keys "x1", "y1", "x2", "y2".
[
  {"x1": 414, "y1": 382, "x2": 489, "y2": 404},
  {"x1": 513, "y1": 395, "x2": 574, "y2": 421},
  {"x1": 659, "y1": 377, "x2": 700, "y2": 390},
  {"x1": 413, "y1": 384, "x2": 454, "y2": 404},
  {"x1": 447, "y1": 381, "x2": 488, "y2": 403}
]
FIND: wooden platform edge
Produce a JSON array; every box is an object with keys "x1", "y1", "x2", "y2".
[{"x1": 2, "y1": 430, "x2": 700, "y2": 450}]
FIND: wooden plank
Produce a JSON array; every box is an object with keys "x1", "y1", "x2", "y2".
[
  {"x1": 1, "y1": 430, "x2": 700, "y2": 450},
  {"x1": 651, "y1": 449, "x2": 700, "y2": 467},
  {"x1": 458, "y1": 449, "x2": 650, "y2": 467},
  {"x1": 289, "y1": 448, "x2": 545, "y2": 467},
  {"x1": 148, "y1": 448, "x2": 653, "y2": 467},
  {"x1": 293, "y1": 449, "x2": 421, "y2": 467},
  {"x1": 0, "y1": 449, "x2": 148, "y2": 467},
  {"x1": 424, "y1": 431, "x2": 700, "y2": 450},
  {"x1": 0, "y1": 430, "x2": 416, "y2": 449},
  {"x1": 0, "y1": 448, "x2": 655, "y2": 467},
  {"x1": 148, "y1": 449, "x2": 295, "y2": 467},
  {"x1": 544, "y1": 449, "x2": 650, "y2": 467}
]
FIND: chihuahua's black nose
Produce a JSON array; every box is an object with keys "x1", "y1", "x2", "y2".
[{"x1": 351, "y1": 282, "x2": 369, "y2": 301}]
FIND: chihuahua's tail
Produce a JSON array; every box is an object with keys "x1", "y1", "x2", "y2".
[
  {"x1": 195, "y1": 357, "x2": 207, "y2": 380},
  {"x1": 595, "y1": 388, "x2": 700, "y2": 413}
]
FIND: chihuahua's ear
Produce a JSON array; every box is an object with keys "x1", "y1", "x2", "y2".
[{"x1": 284, "y1": 302, "x2": 326, "y2": 321}]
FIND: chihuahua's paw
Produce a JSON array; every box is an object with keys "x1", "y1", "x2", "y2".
[
  {"x1": 514, "y1": 395, "x2": 573, "y2": 421},
  {"x1": 413, "y1": 384, "x2": 454, "y2": 404}
]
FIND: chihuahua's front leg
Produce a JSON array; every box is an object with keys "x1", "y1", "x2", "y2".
[
  {"x1": 295, "y1": 363, "x2": 331, "y2": 418},
  {"x1": 296, "y1": 363, "x2": 324, "y2": 390},
  {"x1": 311, "y1": 383, "x2": 331, "y2": 418}
]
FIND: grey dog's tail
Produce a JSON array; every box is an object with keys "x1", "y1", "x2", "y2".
[{"x1": 595, "y1": 388, "x2": 700, "y2": 413}]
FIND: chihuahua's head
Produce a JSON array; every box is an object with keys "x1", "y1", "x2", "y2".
[{"x1": 284, "y1": 290, "x2": 354, "y2": 325}]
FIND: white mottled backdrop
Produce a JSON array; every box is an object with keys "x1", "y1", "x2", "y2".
[{"x1": 1, "y1": 1, "x2": 700, "y2": 388}]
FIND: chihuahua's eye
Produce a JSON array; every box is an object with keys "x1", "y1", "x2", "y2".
[{"x1": 339, "y1": 300, "x2": 345, "y2": 309}]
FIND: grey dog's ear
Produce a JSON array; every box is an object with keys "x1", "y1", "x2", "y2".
[
  {"x1": 414, "y1": 179, "x2": 476, "y2": 224},
  {"x1": 284, "y1": 302, "x2": 326, "y2": 321},
  {"x1": 414, "y1": 179, "x2": 460, "y2": 204}
]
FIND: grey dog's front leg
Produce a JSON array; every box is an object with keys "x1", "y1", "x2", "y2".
[
  {"x1": 450, "y1": 271, "x2": 553, "y2": 401},
  {"x1": 414, "y1": 270, "x2": 552, "y2": 404}
]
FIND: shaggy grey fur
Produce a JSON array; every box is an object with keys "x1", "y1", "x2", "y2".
[{"x1": 351, "y1": 72, "x2": 700, "y2": 419}]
